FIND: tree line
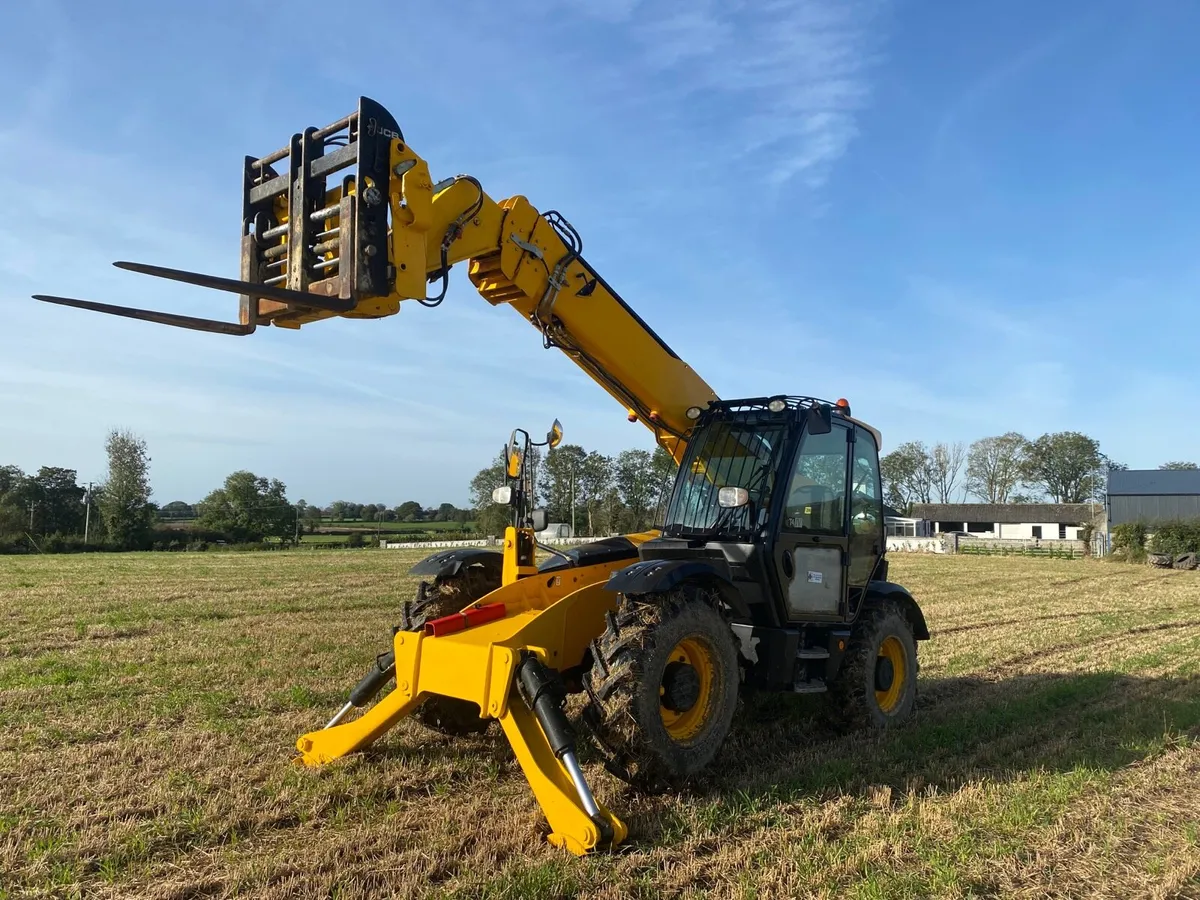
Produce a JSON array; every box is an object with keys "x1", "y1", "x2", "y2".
[
  {"x1": 0, "y1": 430, "x2": 479, "y2": 552},
  {"x1": 7, "y1": 424, "x2": 1192, "y2": 552},
  {"x1": 0, "y1": 430, "x2": 155, "y2": 552},
  {"x1": 881, "y1": 430, "x2": 1196, "y2": 511},
  {"x1": 469, "y1": 443, "x2": 679, "y2": 537}
]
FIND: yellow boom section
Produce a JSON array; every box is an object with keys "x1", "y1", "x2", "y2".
[
  {"x1": 265, "y1": 134, "x2": 718, "y2": 462},
  {"x1": 31, "y1": 98, "x2": 718, "y2": 461}
]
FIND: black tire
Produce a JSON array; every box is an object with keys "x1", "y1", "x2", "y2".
[
  {"x1": 581, "y1": 585, "x2": 740, "y2": 791},
  {"x1": 828, "y1": 601, "x2": 918, "y2": 731},
  {"x1": 1148, "y1": 554, "x2": 1172, "y2": 569},
  {"x1": 400, "y1": 564, "x2": 501, "y2": 736}
]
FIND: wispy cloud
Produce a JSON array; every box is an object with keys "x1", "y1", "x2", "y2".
[
  {"x1": 631, "y1": 0, "x2": 885, "y2": 187},
  {"x1": 556, "y1": 0, "x2": 886, "y2": 188}
]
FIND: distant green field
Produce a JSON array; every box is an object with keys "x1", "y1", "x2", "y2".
[
  {"x1": 157, "y1": 519, "x2": 475, "y2": 535},
  {"x1": 319, "y1": 520, "x2": 475, "y2": 534}
]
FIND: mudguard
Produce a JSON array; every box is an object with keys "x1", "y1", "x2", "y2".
[
  {"x1": 604, "y1": 557, "x2": 734, "y2": 595},
  {"x1": 409, "y1": 547, "x2": 503, "y2": 581},
  {"x1": 865, "y1": 580, "x2": 930, "y2": 640}
]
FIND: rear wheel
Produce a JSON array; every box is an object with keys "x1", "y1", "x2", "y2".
[
  {"x1": 582, "y1": 586, "x2": 740, "y2": 791},
  {"x1": 829, "y1": 601, "x2": 918, "y2": 730},
  {"x1": 400, "y1": 564, "x2": 501, "y2": 735}
]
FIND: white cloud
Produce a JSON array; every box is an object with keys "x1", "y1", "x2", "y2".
[{"x1": 623, "y1": 0, "x2": 885, "y2": 186}]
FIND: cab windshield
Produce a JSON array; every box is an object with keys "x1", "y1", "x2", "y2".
[{"x1": 663, "y1": 419, "x2": 788, "y2": 536}]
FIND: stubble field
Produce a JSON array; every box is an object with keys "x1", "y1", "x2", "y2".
[{"x1": 1, "y1": 550, "x2": 1198, "y2": 899}]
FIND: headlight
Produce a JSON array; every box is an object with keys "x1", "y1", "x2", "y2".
[
  {"x1": 768, "y1": 398, "x2": 787, "y2": 413},
  {"x1": 686, "y1": 406, "x2": 702, "y2": 420},
  {"x1": 717, "y1": 487, "x2": 749, "y2": 508},
  {"x1": 492, "y1": 486, "x2": 513, "y2": 505}
]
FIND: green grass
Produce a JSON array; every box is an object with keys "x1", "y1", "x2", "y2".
[{"x1": 1, "y1": 552, "x2": 1198, "y2": 898}]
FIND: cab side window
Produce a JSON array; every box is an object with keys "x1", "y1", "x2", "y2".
[
  {"x1": 850, "y1": 430, "x2": 883, "y2": 536},
  {"x1": 783, "y1": 424, "x2": 848, "y2": 534}
]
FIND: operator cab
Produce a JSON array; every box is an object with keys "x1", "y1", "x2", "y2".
[{"x1": 638, "y1": 396, "x2": 886, "y2": 631}]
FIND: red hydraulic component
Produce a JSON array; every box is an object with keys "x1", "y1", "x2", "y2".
[{"x1": 424, "y1": 602, "x2": 507, "y2": 637}]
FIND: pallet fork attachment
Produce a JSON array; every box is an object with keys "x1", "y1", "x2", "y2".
[
  {"x1": 33, "y1": 97, "x2": 409, "y2": 336},
  {"x1": 294, "y1": 529, "x2": 636, "y2": 855}
]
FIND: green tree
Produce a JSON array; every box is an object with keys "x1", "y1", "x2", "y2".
[
  {"x1": 614, "y1": 449, "x2": 656, "y2": 532},
  {"x1": 1160, "y1": 461, "x2": 1199, "y2": 470},
  {"x1": 966, "y1": 433, "x2": 1029, "y2": 503},
  {"x1": 1021, "y1": 432, "x2": 1103, "y2": 503},
  {"x1": 0, "y1": 494, "x2": 23, "y2": 535},
  {"x1": 578, "y1": 451, "x2": 613, "y2": 536},
  {"x1": 649, "y1": 446, "x2": 679, "y2": 525},
  {"x1": 98, "y1": 429, "x2": 155, "y2": 549},
  {"x1": 595, "y1": 487, "x2": 626, "y2": 536},
  {"x1": 434, "y1": 502, "x2": 458, "y2": 522},
  {"x1": 197, "y1": 471, "x2": 291, "y2": 543},
  {"x1": 29, "y1": 467, "x2": 86, "y2": 535},
  {"x1": 159, "y1": 500, "x2": 195, "y2": 520},
  {"x1": 396, "y1": 500, "x2": 423, "y2": 522},
  {"x1": 880, "y1": 441, "x2": 932, "y2": 511},
  {"x1": 470, "y1": 452, "x2": 511, "y2": 537},
  {"x1": 302, "y1": 503, "x2": 323, "y2": 533},
  {"x1": 0, "y1": 466, "x2": 34, "y2": 535},
  {"x1": 927, "y1": 441, "x2": 966, "y2": 504},
  {"x1": 540, "y1": 444, "x2": 588, "y2": 528},
  {"x1": 0, "y1": 465, "x2": 25, "y2": 497}
]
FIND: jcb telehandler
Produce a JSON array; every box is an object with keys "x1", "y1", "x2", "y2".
[{"x1": 34, "y1": 97, "x2": 930, "y2": 855}]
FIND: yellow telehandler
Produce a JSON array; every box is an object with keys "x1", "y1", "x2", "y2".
[{"x1": 34, "y1": 97, "x2": 930, "y2": 855}]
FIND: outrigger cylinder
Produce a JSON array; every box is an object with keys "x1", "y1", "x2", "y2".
[{"x1": 516, "y1": 655, "x2": 606, "y2": 828}]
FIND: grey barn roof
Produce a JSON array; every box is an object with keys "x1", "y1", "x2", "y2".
[
  {"x1": 1108, "y1": 469, "x2": 1200, "y2": 496},
  {"x1": 911, "y1": 503, "x2": 1098, "y2": 525}
]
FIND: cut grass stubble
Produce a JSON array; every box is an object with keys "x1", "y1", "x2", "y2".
[{"x1": 1, "y1": 552, "x2": 1198, "y2": 899}]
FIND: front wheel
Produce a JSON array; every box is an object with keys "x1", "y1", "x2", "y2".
[
  {"x1": 582, "y1": 586, "x2": 741, "y2": 791},
  {"x1": 828, "y1": 602, "x2": 919, "y2": 730}
]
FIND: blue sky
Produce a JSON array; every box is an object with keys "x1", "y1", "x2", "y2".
[{"x1": 2, "y1": 0, "x2": 1197, "y2": 507}]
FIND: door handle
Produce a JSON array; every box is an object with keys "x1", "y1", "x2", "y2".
[{"x1": 781, "y1": 550, "x2": 794, "y2": 579}]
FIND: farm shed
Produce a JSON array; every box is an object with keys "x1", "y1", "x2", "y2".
[
  {"x1": 1107, "y1": 469, "x2": 1200, "y2": 526},
  {"x1": 910, "y1": 503, "x2": 1100, "y2": 541}
]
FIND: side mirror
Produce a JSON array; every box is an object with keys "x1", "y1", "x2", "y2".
[
  {"x1": 547, "y1": 419, "x2": 563, "y2": 449},
  {"x1": 717, "y1": 487, "x2": 749, "y2": 508},
  {"x1": 806, "y1": 403, "x2": 832, "y2": 435},
  {"x1": 530, "y1": 508, "x2": 548, "y2": 532},
  {"x1": 506, "y1": 431, "x2": 523, "y2": 478}
]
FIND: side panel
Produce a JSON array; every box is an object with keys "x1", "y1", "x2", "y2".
[{"x1": 785, "y1": 546, "x2": 843, "y2": 615}]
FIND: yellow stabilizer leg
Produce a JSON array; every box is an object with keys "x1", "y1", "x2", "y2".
[
  {"x1": 499, "y1": 698, "x2": 627, "y2": 855},
  {"x1": 295, "y1": 560, "x2": 645, "y2": 853},
  {"x1": 295, "y1": 663, "x2": 424, "y2": 765}
]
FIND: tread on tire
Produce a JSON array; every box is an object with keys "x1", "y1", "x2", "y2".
[{"x1": 582, "y1": 585, "x2": 741, "y2": 792}]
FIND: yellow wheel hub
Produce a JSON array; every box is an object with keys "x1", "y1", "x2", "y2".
[
  {"x1": 659, "y1": 637, "x2": 715, "y2": 741},
  {"x1": 875, "y1": 635, "x2": 907, "y2": 713}
]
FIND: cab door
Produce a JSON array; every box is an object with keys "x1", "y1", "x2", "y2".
[
  {"x1": 773, "y1": 421, "x2": 852, "y2": 621},
  {"x1": 847, "y1": 426, "x2": 884, "y2": 600}
]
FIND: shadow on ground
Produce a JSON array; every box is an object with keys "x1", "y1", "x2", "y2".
[
  {"x1": 656, "y1": 669, "x2": 1200, "y2": 818},
  {"x1": 342, "y1": 668, "x2": 1200, "y2": 854}
]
